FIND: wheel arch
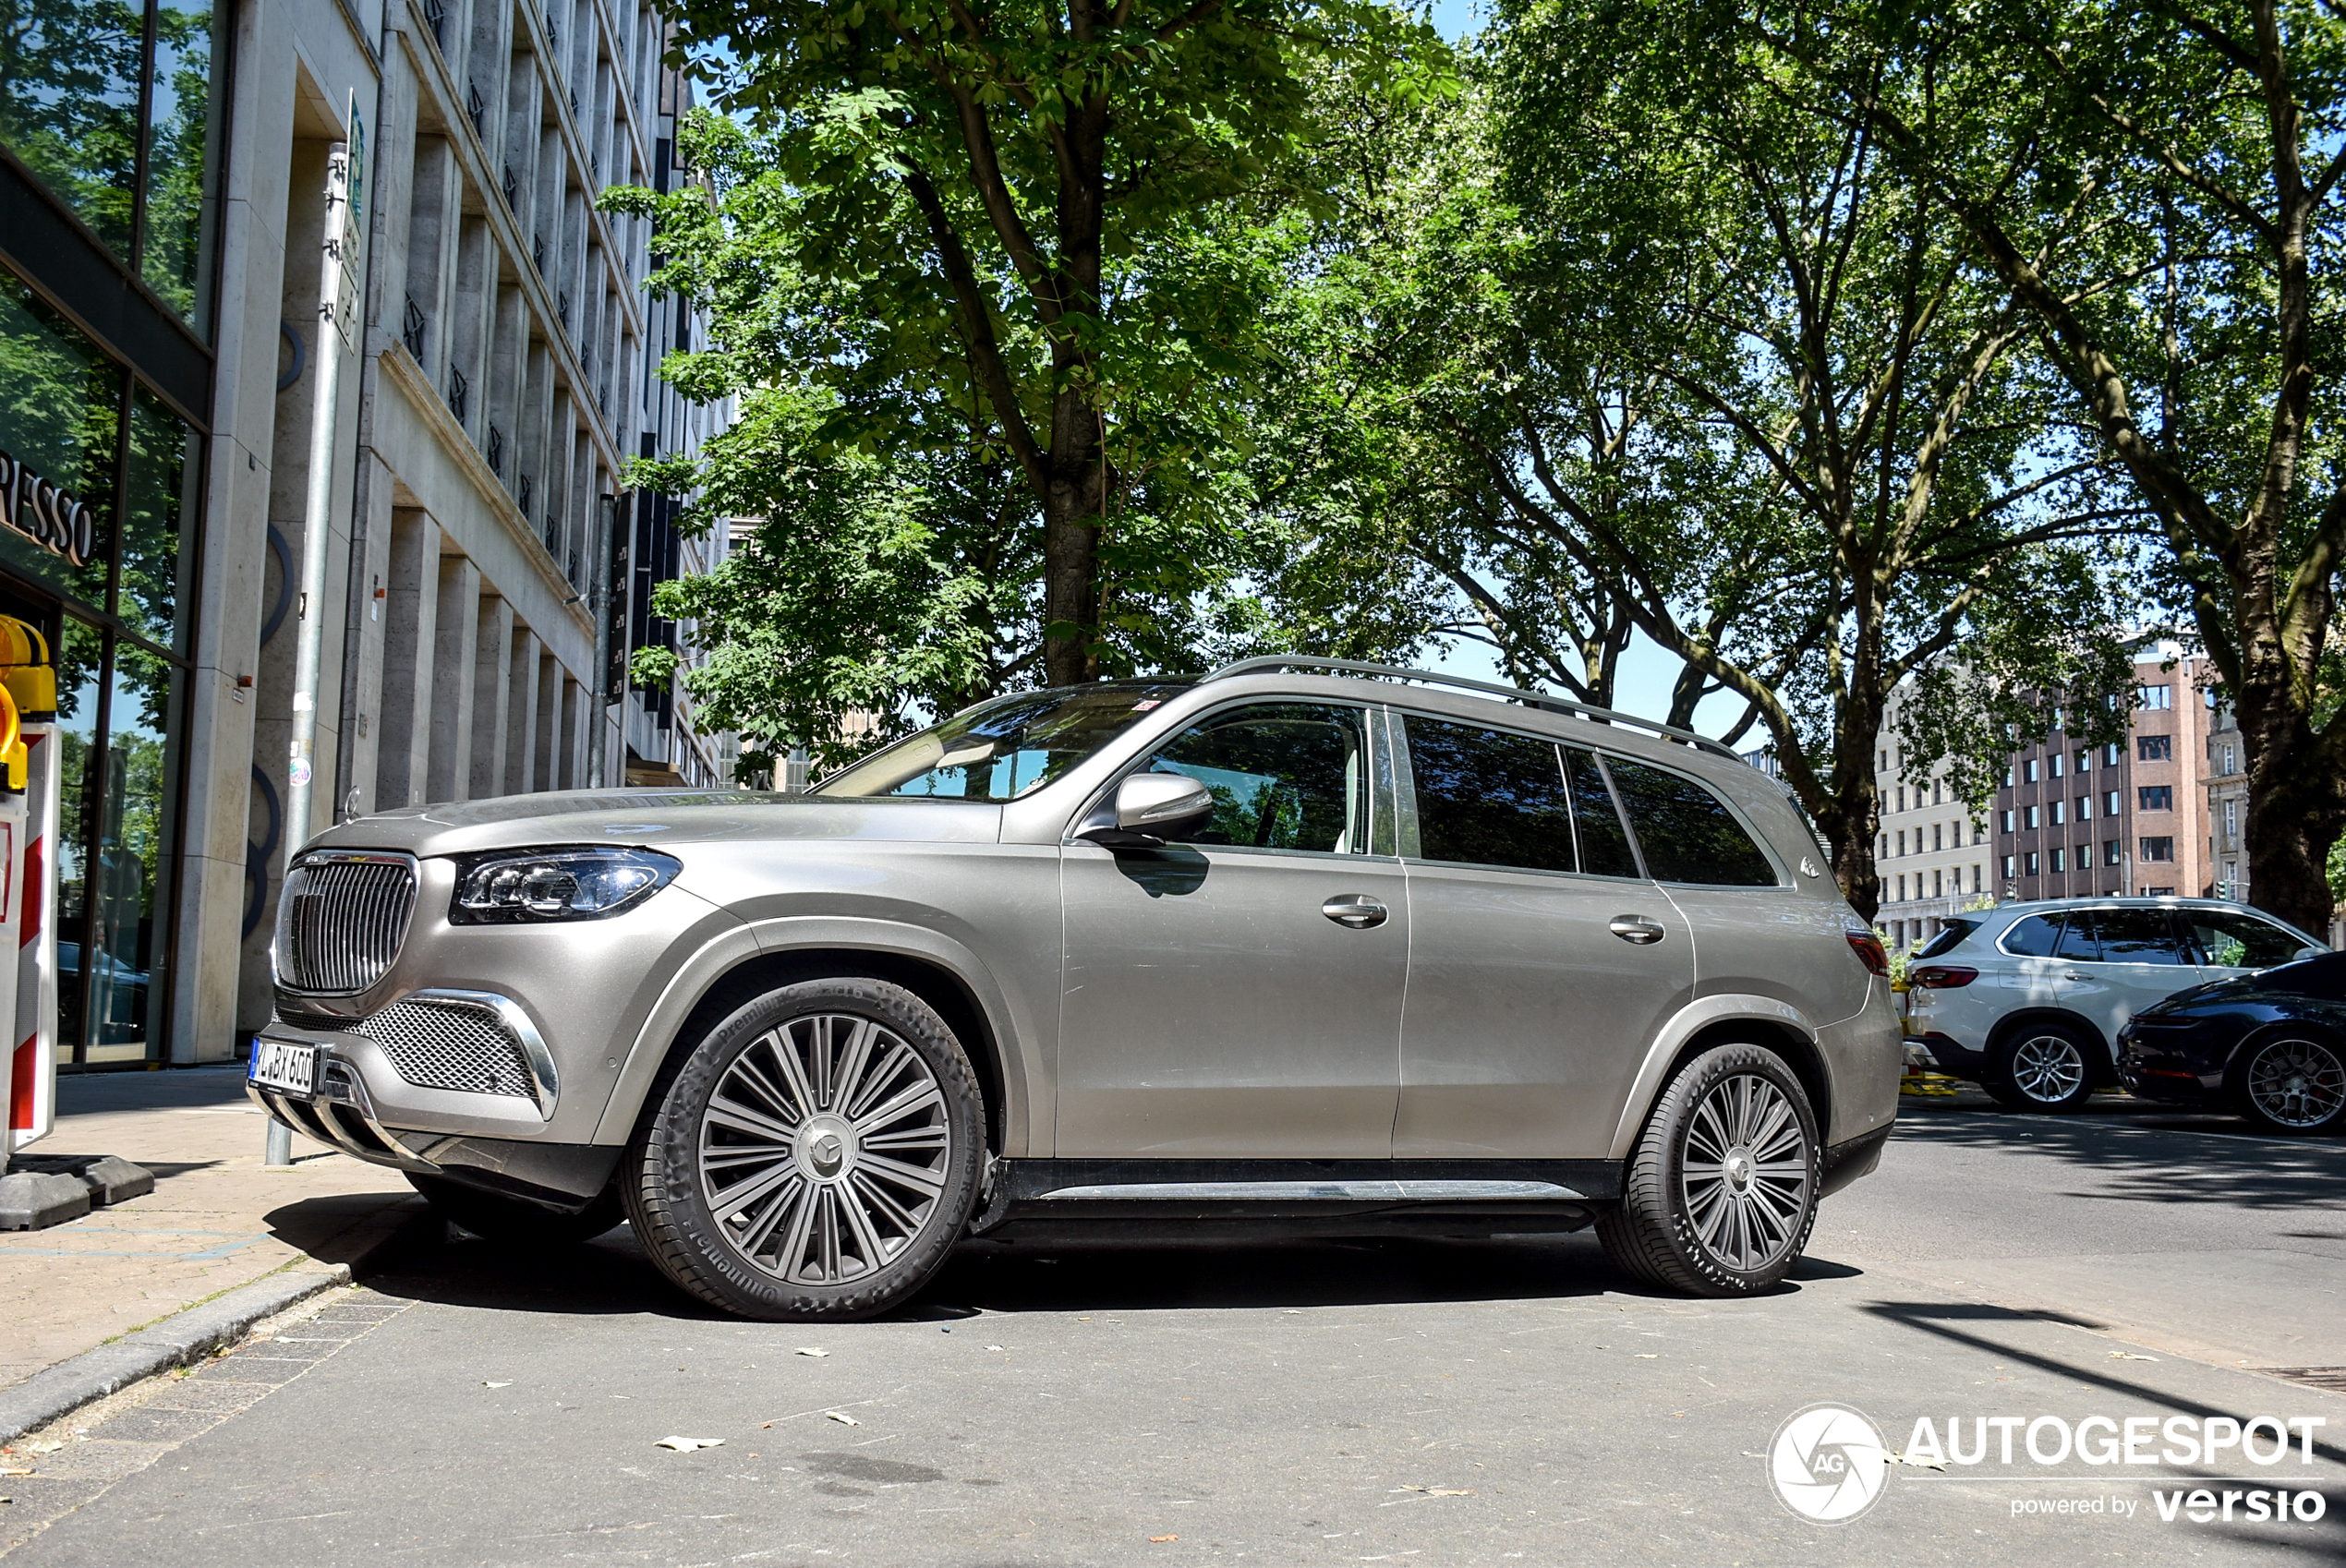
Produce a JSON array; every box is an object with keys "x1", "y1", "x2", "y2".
[
  {"x1": 1987, "y1": 1007, "x2": 2115, "y2": 1083},
  {"x1": 2220, "y1": 1017, "x2": 2346, "y2": 1097},
  {"x1": 591, "y1": 920, "x2": 1029, "y2": 1154},
  {"x1": 1605, "y1": 997, "x2": 1832, "y2": 1160}
]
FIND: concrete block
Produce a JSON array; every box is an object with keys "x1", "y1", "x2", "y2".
[
  {"x1": 5, "y1": 1153, "x2": 157, "y2": 1207},
  {"x1": 0, "y1": 1171, "x2": 93, "y2": 1230}
]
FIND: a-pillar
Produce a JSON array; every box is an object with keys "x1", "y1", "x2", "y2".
[
  {"x1": 373, "y1": 510, "x2": 441, "y2": 810},
  {"x1": 427, "y1": 552, "x2": 481, "y2": 802},
  {"x1": 469, "y1": 591, "x2": 514, "y2": 800}
]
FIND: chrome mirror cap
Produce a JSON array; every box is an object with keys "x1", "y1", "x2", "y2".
[{"x1": 1076, "y1": 774, "x2": 1214, "y2": 848}]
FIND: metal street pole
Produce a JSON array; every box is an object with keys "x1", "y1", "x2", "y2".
[{"x1": 271, "y1": 107, "x2": 364, "y2": 1171}]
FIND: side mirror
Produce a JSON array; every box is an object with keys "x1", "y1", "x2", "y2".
[
  {"x1": 1075, "y1": 773, "x2": 1214, "y2": 849},
  {"x1": 2295, "y1": 946, "x2": 2328, "y2": 963}
]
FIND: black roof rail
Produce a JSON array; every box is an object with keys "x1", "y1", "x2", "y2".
[{"x1": 1201, "y1": 657, "x2": 1744, "y2": 761}]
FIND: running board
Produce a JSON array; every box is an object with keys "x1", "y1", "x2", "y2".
[{"x1": 1034, "y1": 1179, "x2": 1588, "y2": 1201}]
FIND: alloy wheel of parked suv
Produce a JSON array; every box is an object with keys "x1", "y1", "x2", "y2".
[
  {"x1": 2237, "y1": 1035, "x2": 2346, "y2": 1134},
  {"x1": 1989, "y1": 1024, "x2": 2097, "y2": 1112},
  {"x1": 623, "y1": 978, "x2": 987, "y2": 1320},
  {"x1": 1597, "y1": 1044, "x2": 1820, "y2": 1296}
]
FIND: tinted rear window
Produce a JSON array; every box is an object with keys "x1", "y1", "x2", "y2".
[
  {"x1": 1602, "y1": 756, "x2": 1778, "y2": 886},
  {"x1": 2001, "y1": 914, "x2": 2063, "y2": 956},
  {"x1": 2092, "y1": 908, "x2": 2191, "y2": 965},
  {"x1": 1915, "y1": 920, "x2": 1977, "y2": 959},
  {"x1": 1563, "y1": 747, "x2": 1639, "y2": 877},
  {"x1": 1406, "y1": 718, "x2": 1578, "y2": 874}
]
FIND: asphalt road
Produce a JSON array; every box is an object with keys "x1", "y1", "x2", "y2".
[{"x1": 5, "y1": 1092, "x2": 2342, "y2": 1566}]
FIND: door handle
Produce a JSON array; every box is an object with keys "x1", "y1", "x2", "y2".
[
  {"x1": 1610, "y1": 914, "x2": 1666, "y2": 946},
  {"x1": 1322, "y1": 893, "x2": 1389, "y2": 929}
]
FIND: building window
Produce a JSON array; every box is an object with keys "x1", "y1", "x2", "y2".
[
  {"x1": 2140, "y1": 836, "x2": 2175, "y2": 862},
  {"x1": 2222, "y1": 744, "x2": 2235, "y2": 775},
  {"x1": 2103, "y1": 742, "x2": 2122, "y2": 766},
  {"x1": 2104, "y1": 839, "x2": 2122, "y2": 867},
  {"x1": 1974, "y1": 822, "x2": 1987, "y2": 845},
  {"x1": 2139, "y1": 785, "x2": 2173, "y2": 812},
  {"x1": 1895, "y1": 785, "x2": 1905, "y2": 812},
  {"x1": 1973, "y1": 863, "x2": 1982, "y2": 891},
  {"x1": 2050, "y1": 752, "x2": 2064, "y2": 778},
  {"x1": 2104, "y1": 790, "x2": 2121, "y2": 816},
  {"x1": 2026, "y1": 851, "x2": 2040, "y2": 875},
  {"x1": 2137, "y1": 684, "x2": 2172, "y2": 710},
  {"x1": 2026, "y1": 804, "x2": 2040, "y2": 829},
  {"x1": 2075, "y1": 748, "x2": 2091, "y2": 773},
  {"x1": 2002, "y1": 765, "x2": 2015, "y2": 788},
  {"x1": 2001, "y1": 855, "x2": 2017, "y2": 879},
  {"x1": 1931, "y1": 823, "x2": 1942, "y2": 852},
  {"x1": 2051, "y1": 848, "x2": 2066, "y2": 873},
  {"x1": 2224, "y1": 799, "x2": 2237, "y2": 837},
  {"x1": 2137, "y1": 734, "x2": 2172, "y2": 762},
  {"x1": 1931, "y1": 868, "x2": 1942, "y2": 898},
  {"x1": 1895, "y1": 829, "x2": 1905, "y2": 857},
  {"x1": 2050, "y1": 800, "x2": 2065, "y2": 826},
  {"x1": 1895, "y1": 874, "x2": 1906, "y2": 902},
  {"x1": 2025, "y1": 758, "x2": 2039, "y2": 783}
]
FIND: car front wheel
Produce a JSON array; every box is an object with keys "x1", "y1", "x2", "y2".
[
  {"x1": 1987, "y1": 1023, "x2": 2098, "y2": 1112},
  {"x1": 623, "y1": 977, "x2": 986, "y2": 1320},
  {"x1": 1596, "y1": 1043, "x2": 1821, "y2": 1297},
  {"x1": 2235, "y1": 1033, "x2": 2346, "y2": 1135}
]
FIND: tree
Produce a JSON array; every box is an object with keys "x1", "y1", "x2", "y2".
[
  {"x1": 641, "y1": 0, "x2": 1445, "y2": 687},
  {"x1": 1272, "y1": 4, "x2": 2139, "y2": 917},
  {"x1": 1769, "y1": 0, "x2": 2346, "y2": 932}
]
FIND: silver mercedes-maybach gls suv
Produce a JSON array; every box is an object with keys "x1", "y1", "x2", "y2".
[{"x1": 249, "y1": 659, "x2": 1901, "y2": 1319}]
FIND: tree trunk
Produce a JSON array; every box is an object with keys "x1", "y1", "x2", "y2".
[
  {"x1": 2239, "y1": 698, "x2": 2342, "y2": 935},
  {"x1": 1042, "y1": 389, "x2": 1105, "y2": 686}
]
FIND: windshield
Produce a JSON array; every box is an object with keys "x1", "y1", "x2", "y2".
[{"x1": 815, "y1": 683, "x2": 1191, "y2": 801}]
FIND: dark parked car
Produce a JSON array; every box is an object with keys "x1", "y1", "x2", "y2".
[{"x1": 2118, "y1": 953, "x2": 2346, "y2": 1134}]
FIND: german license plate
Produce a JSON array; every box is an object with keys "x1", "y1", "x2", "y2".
[{"x1": 249, "y1": 1038, "x2": 319, "y2": 1096}]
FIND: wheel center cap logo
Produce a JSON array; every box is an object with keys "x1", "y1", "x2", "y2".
[
  {"x1": 1768, "y1": 1403, "x2": 1889, "y2": 1523},
  {"x1": 1724, "y1": 1151, "x2": 1753, "y2": 1191},
  {"x1": 808, "y1": 1133, "x2": 845, "y2": 1176}
]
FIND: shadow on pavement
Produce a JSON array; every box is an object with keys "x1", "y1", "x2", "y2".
[
  {"x1": 1887, "y1": 1105, "x2": 2346, "y2": 1212},
  {"x1": 352, "y1": 1217, "x2": 1800, "y2": 1320}
]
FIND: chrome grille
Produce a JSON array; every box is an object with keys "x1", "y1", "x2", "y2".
[
  {"x1": 357, "y1": 1000, "x2": 535, "y2": 1098},
  {"x1": 274, "y1": 853, "x2": 418, "y2": 995}
]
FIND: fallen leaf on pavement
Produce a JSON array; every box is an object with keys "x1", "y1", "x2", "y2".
[
  {"x1": 655, "y1": 1436, "x2": 726, "y2": 1452},
  {"x1": 1150, "y1": 1534, "x2": 1179, "y2": 1542},
  {"x1": 795, "y1": 1348, "x2": 828, "y2": 1357},
  {"x1": 825, "y1": 1411, "x2": 861, "y2": 1427},
  {"x1": 484, "y1": 1381, "x2": 512, "y2": 1388},
  {"x1": 1888, "y1": 1452, "x2": 1946, "y2": 1471},
  {"x1": 24, "y1": 1442, "x2": 62, "y2": 1455},
  {"x1": 2110, "y1": 1351, "x2": 2159, "y2": 1361},
  {"x1": 986, "y1": 1345, "x2": 1006, "y2": 1352},
  {"x1": 1635, "y1": 1354, "x2": 1659, "y2": 1359}
]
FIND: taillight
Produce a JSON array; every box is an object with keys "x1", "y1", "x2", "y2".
[
  {"x1": 1910, "y1": 964, "x2": 1978, "y2": 989},
  {"x1": 1845, "y1": 930, "x2": 1889, "y2": 976}
]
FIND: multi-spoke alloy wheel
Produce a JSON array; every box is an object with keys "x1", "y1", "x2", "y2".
[
  {"x1": 2239, "y1": 1035, "x2": 2346, "y2": 1134},
  {"x1": 625, "y1": 978, "x2": 986, "y2": 1320},
  {"x1": 1678, "y1": 1073, "x2": 1811, "y2": 1275},
  {"x1": 699, "y1": 1013, "x2": 952, "y2": 1285},
  {"x1": 1597, "y1": 1043, "x2": 1821, "y2": 1297},
  {"x1": 1988, "y1": 1021, "x2": 2098, "y2": 1112}
]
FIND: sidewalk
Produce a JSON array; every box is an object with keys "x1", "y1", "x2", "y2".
[{"x1": 0, "y1": 1065, "x2": 423, "y2": 1393}]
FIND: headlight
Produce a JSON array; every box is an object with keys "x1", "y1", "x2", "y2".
[{"x1": 449, "y1": 847, "x2": 682, "y2": 923}]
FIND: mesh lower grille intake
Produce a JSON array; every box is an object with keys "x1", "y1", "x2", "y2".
[{"x1": 357, "y1": 999, "x2": 536, "y2": 1098}]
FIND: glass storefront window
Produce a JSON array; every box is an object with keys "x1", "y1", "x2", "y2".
[
  {"x1": 0, "y1": 278, "x2": 118, "y2": 610},
  {"x1": 140, "y1": 0, "x2": 222, "y2": 328},
  {"x1": 88, "y1": 643, "x2": 178, "y2": 1061},
  {"x1": 52, "y1": 617, "x2": 103, "y2": 1055},
  {"x1": 0, "y1": 0, "x2": 145, "y2": 259},
  {"x1": 119, "y1": 380, "x2": 197, "y2": 650}
]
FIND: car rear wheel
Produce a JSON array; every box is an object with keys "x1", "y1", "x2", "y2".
[
  {"x1": 1596, "y1": 1043, "x2": 1820, "y2": 1297},
  {"x1": 623, "y1": 977, "x2": 986, "y2": 1321},
  {"x1": 1987, "y1": 1023, "x2": 2098, "y2": 1112},
  {"x1": 406, "y1": 1173, "x2": 623, "y2": 1246},
  {"x1": 2235, "y1": 1034, "x2": 2346, "y2": 1135}
]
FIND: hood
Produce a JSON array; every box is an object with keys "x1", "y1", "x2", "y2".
[{"x1": 299, "y1": 789, "x2": 1003, "y2": 860}]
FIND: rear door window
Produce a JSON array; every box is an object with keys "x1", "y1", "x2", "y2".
[
  {"x1": 1403, "y1": 718, "x2": 1578, "y2": 873},
  {"x1": 2051, "y1": 916, "x2": 2101, "y2": 961},
  {"x1": 1562, "y1": 747, "x2": 1639, "y2": 877},
  {"x1": 1602, "y1": 755, "x2": 1779, "y2": 886},
  {"x1": 2090, "y1": 908, "x2": 2193, "y2": 966}
]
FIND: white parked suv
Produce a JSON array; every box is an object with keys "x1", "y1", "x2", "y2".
[{"x1": 1905, "y1": 898, "x2": 2329, "y2": 1110}]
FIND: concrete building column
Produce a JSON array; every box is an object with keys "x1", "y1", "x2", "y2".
[
  {"x1": 469, "y1": 592, "x2": 514, "y2": 799},
  {"x1": 428, "y1": 551, "x2": 483, "y2": 802},
  {"x1": 374, "y1": 509, "x2": 442, "y2": 810},
  {"x1": 558, "y1": 672, "x2": 583, "y2": 789},
  {"x1": 505, "y1": 626, "x2": 542, "y2": 794},
  {"x1": 535, "y1": 647, "x2": 561, "y2": 790}
]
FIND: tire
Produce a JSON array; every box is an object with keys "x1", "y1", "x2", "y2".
[
  {"x1": 1987, "y1": 1022, "x2": 2098, "y2": 1112},
  {"x1": 2234, "y1": 1033, "x2": 2346, "y2": 1135},
  {"x1": 1596, "y1": 1043, "x2": 1822, "y2": 1297},
  {"x1": 406, "y1": 1173, "x2": 624, "y2": 1246},
  {"x1": 622, "y1": 977, "x2": 986, "y2": 1321}
]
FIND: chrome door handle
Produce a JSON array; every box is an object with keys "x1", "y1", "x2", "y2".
[
  {"x1": 1322, "y1": 894, "x2": 1389, "y2": 929},
  {"x1": 1610, "y1": 914, "x2": 1666, "y2": 946}
]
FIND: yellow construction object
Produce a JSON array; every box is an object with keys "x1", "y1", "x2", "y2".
[
  {"x1": 0, "y1": 683, "x2": 20, "y2": 793},
  {"x1": 0, "y1": 615, "x2": 54, "y2": 720}
]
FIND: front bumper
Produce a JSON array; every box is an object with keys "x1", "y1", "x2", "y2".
[{"x1": 2114, "y1": 1021, "x2": 2231, "y2": 1105}]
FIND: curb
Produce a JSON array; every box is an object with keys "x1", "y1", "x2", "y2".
[{"x1": 0, "y1": 1264, "x2": 357, "y2": 1445}]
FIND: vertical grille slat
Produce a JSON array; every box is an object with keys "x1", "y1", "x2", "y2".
[{"x1": 274, "y1": 854, "x2": 419, "y2": 995}]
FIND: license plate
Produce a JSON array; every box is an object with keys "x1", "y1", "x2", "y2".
[{"x1": 249, "y1": 1038, "x2": 319, "y2": 1096}]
